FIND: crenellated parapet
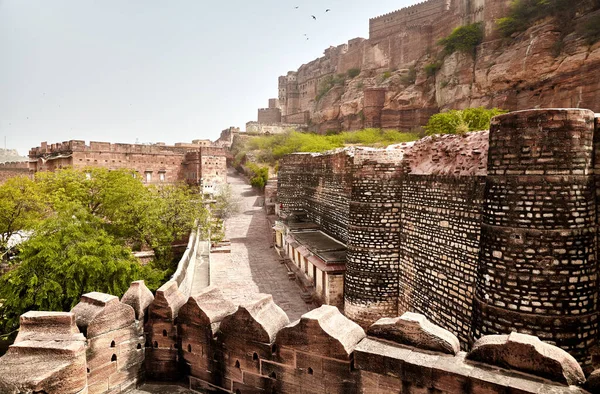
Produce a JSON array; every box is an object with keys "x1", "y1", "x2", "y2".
[{"x1": 0, "y1": 284, "x2": 594, "y2": 393}]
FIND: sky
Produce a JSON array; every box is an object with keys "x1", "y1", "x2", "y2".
[{"x1": 0, "y1": 0, "x2": 413, "y2": 156}]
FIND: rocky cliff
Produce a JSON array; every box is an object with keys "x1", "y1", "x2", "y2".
[
  {"x1": 287, "y1": 6, "x2": 600, "y2": 132},
  {"x1": 0, "y1": 148, "x2": 27, "y2": 163}
]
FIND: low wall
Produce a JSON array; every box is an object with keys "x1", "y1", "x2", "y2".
[
  {"x1": 0, "y1": 285, "x2": 592, "y2": 394},
  {"x1": 0, "y1": 161, "x2": 30, "y2": 184}
]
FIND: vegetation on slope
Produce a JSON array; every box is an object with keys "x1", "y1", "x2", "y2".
[
  {"x1": 425, "y1": 107, "x2": 507, "y2": 135},
  {"x1": 0, "y1": 168, "x2": 211, "y2": 339},
  {"x1": 438, "y1": 23, "x2": 484, "y2": 57},
  {"x1": 497, "y1": 0, "x2": 600, "y2": 44},
  {"x1": 233, "y1": 128, "x2": 421, "y2": 168}
]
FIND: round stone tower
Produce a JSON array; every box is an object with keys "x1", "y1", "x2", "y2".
[{"x1": 472, "y1": 109, "x2": 598, "y2": 369}]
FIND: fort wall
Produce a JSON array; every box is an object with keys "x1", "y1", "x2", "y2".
[
  {"x1": 0, "y1": 284, "x2": 590, "y2": 394},
  {"x1": 277, "y1": 108, "x2": 600, "y2": 370},
  {"x1": 0, "y1": 161, "x2": 30, "y2": 184},
  {"x1": 28, "y1": 140, "x2": 227, "y2": 189}
]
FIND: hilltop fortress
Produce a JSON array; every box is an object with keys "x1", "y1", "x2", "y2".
[{"x1": 253, "y1": 0, "x2": 600, "y2": 132}]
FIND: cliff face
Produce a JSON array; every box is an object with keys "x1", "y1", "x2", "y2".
[
  {"x1": 280, "y1": 3, "x2": 600, "y2": 132},
  {"x1": 0, "y1": 148, "x2": 27, "y2": 163}
]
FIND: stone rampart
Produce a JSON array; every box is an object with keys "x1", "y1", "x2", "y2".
[
  {"x1": 0, "y1": 286, "x2": 591, "y2": 393},
  {"x1": 278, "y1": 150, "x2": 353, "y2": 243},
  {"x1": 0, "y1": 161, "x2": 30, "y2": 184},
  {"x1": 277, "y1": 108, "x2": 600, "y2": 370}
]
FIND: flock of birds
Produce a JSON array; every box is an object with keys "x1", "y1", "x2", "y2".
[{"x1": 295, "y1": 6, "x2": 332, "y2": 40}]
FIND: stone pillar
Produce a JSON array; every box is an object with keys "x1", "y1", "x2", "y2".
[
  {"x1": 344, "y1": 150, "x2": 404, "y2": 326},
  {"x1": 363, "y1": 88, "x2": 386, "y2": 128},
  {"x1": 472, "y1": 109, "x2": 598, "y2": 370}
]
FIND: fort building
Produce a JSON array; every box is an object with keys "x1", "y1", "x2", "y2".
[{"x1": 28, "y1": 140, "x2": 227, "y2": 194}]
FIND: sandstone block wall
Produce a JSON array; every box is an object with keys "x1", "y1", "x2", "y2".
[
  {"x1": 278, "y1": 151, "x2": 353, "y2": 243},
  {"x1": 278, "y1": 109, "x2": 600, "y2": 369},
  {"x1": 0, "y1": 161, "x2": 30, "y2": 184},
  {"x1": 473, "y1": 109, "x2": 599, "y2": 371},
  {"x1": 28, "y1": 140, "x2": 227, "y2": 187},
  {"x1": 345, "y1": 150, "x2": 404, "y2": 325},
  {"x1": 399, "y1": 175, "x2": 485, "y2": 347}
]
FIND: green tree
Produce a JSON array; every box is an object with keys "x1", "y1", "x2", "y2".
[
  {"x1": 0, "y1": 176, "x2": 45, "y2": 261},
  {"x1": 212, "y1": 184, "x2": 241, "y2": 220},
  {"x1": 425, "y1": 107, "x2": 507, "y2": 135},
  {"x1": 0, "y1": 207, "x2": 165, "y2": 334}
]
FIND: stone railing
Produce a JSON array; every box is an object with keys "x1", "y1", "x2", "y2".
[
  {"x1": 168, "y1": 224, "x2": 202, "y2": 298},
  {"x1": 2, "y1": 281, "x2": 595, "y2": 394}
]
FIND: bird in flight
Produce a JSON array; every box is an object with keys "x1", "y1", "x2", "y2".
[
  {"x1": 326, "y1": 9, "x2": 331, "y2": 12},
  {"x1": 311, "y1": 15, "x2": 316, "y2": 20},
  {"x1": 295, "y1": 6, "x2": 299, "y2": 9}
]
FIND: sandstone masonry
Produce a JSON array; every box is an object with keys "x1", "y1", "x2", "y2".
[{"x1": 277, "y1": 108, "x2": 600, "y2": 372}]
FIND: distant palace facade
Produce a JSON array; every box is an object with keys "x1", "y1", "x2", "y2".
[{"x1": 28, "y1": 140, "x2": 227, "y2": 194}]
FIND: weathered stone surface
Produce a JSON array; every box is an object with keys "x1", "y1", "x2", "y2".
[
  {"x1": 148, "y1": 280, "x2": 187, "y2": 321},
  {"x1": 367, "y1": 312, "x2": 460, "y2": 355},
  {"x1": 467, "y1": 332, "x2": 586, "y2": 386},
  {"x1": 276, "y1": 305, "x2": 365, "y2": 360},
  {"x1": 219, "y1": 293, "x2": 289, "y2": 344},
  {"x1": 586, "y1": 368, "x2": 600, "y2": 392},
  {"x1": 71, "y1": 292, "x2": 135, "y2": 338},
  {"x1": 178, "y1": 286, "x2": 236, "y2": 338},
  {"x1": 0, "y1": 312, "x2": 87, "y2": 394},
  {"x1": 121, "y1": 280, "x2": 154, "y2": 321},
  {"x1": 15, "y1": 311, "x2": 83, "y2": 342}
]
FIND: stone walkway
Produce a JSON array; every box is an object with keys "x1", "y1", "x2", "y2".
[{"x1": 209, "y1": 169, "x2": 312, "y2": 322}]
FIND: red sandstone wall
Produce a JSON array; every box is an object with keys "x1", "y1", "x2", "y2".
[{"x1": 0, "y1": 162, "x2": 30, "y2": 184}]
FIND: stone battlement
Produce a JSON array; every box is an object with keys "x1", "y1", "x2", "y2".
[{"x1": 0, "y1": 282, "x2": 592, "y2": 394}]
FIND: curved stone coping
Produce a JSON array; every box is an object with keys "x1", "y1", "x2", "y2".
[
  {"x1": 467, "y1": 332, "x2": 586, "y2": 386},
  {"x1": 179, "y1": 286, "x2": 236, "y2": 326},
  {"x1": 219, "y1": 293, "x2": 290, "y2": 344},
  {"x1": 149, "y1": 280, "x2": 187, "y2": 321},
  {"x1": 121, "y1": 280, "x2": 155, "y2": 321},
  {"x1": 276, "y1": 305, "x2": 365, "y2": 360},
  {"x1": 367, "y1": 312, "x2": 460, "y2": 355},
  {"x1": 71, "y1": 292, "x2": 135, "y2": 338}
]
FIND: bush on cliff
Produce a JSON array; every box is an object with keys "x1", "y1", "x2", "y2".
[
  {"x1": 425, "y1": 107, "x2": 507, "y2": 135},
  {"x1": 496, "y1": 0, "x2": 587, "y2": 37},
  {"x1": 438, "y1": 23, "x2": 484, "y2": 56}
]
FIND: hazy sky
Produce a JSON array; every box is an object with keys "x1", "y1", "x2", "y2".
[{"x1": 1, "y1": 0, "x2": 412, "y2": 156}]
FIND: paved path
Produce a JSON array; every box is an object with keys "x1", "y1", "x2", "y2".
[{"x1": 209, "y1": 169, "x2": 312, "y2": 322}]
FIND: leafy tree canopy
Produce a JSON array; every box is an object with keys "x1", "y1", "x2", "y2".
[{"x1": 0, "y1": 167, "x2": 210, "y2": 337}]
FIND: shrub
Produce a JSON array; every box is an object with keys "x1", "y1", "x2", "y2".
[
  {"x1": 347, "y1": 68, "x2": 361, "y2": 78},
  {"x1": 381, "y1": 71, "x2": 392, "y2": 80},
  {"x1": 316, "y1": 74, "x2": 347, "y2": 101},
  {"x1": 246, "y1": 163, "x2": 269, "y2": 190},
  {"x1": 497, "y1": 0, "x2": 577, "y2": 37},
  {"x1": 425, "y1": 107, "x2": 507, "y2": 135},
  {"x1": 400, "y1": 66, "x2": 417, "y2": 85},
  {"x1": 438, "y1": 23, "x2": 483, "y2": 56},
  {"x1": 424, "y1": 61, "x2": 443, "y2": 77}
]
